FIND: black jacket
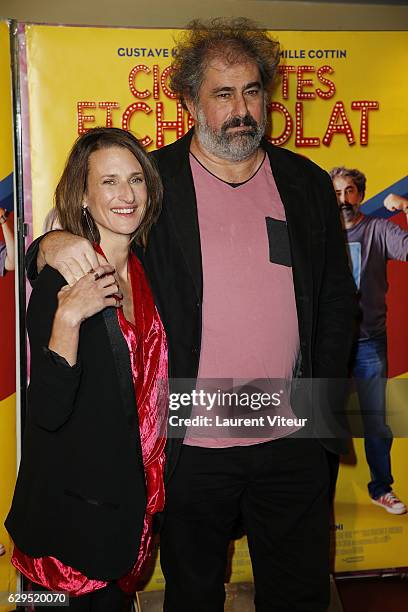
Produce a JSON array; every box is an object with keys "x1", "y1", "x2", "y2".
[{"x1": 6, "y1": 266, "x2": 147, "y2": 580}]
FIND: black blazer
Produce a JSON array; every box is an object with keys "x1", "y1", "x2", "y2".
[
  {"x1": 144, "y1": 130, "x2": 357, "y2": 471},
  {"x1": 6, "y1": 266, "x2": 147, "y2": 580}
]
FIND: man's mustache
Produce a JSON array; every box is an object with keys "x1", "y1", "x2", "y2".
[
  {"x1": 339, "y1": 204, "x2": 354, "y2": 212},
  {"x1": 222, "y1": 113, "x2": 258, "y2": 132}
]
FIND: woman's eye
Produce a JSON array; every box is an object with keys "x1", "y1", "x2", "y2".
[
  {"x1": 130, "y1": 176, "x2": 143, "y2": 184},
  {"x1": 103, "y1": 179, "x2": 115, "y2": 185}
]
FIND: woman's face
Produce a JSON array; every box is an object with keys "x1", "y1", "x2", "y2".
[{"x1": 83, "y1": 146, "x2": 148, "y2": 240}]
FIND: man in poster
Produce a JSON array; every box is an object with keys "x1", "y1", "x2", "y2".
[{"x1": 330, "y1": 166, "x2": 408, "y2": 515}]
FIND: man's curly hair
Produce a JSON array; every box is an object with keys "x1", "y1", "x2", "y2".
[{"x1": 169, "y1": 18, "x2": 280, "y2": 109}]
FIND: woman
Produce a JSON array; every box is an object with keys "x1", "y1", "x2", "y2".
[{"x1": 6, "y1": 128, "x2": 168, "y2": 611}]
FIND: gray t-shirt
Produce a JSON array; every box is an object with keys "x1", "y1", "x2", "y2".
[{"x1": 345, "y1": 215, "x2": 408, "y2": 340}]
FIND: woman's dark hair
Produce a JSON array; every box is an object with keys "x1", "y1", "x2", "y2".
[
  {"x1": 55, "y1": 127, "x2": 163, "y2": 247},
  {"x1": 170, "y1": 18, "x2": 280, "y2": 109}
]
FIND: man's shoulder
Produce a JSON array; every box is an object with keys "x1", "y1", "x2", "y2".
[
  {"x1": 353, "y1": 214, "x2": 407, "y2": 240},
  {"x1": 150, "y1": 131, "x2": 192, "y2": 172},
  {"x1": 262, "y1": 139, "x2": 329, "y2": 181},
  {"x1": 150, "y1": 137, "x2": 183, "y2": 161},
  {"x1": 370, "y1": 214, "x2": 408, "y2": 240},
  {"x1": 362, "y1": 215, "x2": 395, "y2": 232}
]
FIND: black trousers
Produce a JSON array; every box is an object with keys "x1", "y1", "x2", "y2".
[
  {"x1": 31, "y1": 583, "x2": 133, "y2": 611},
  {"x1": 160, "y1": 437, "x2": 330, "y2": 612}
]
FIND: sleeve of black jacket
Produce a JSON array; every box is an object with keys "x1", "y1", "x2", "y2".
[
  {"x1": 313, "y1": 171, "x2": 357, "y2": 377},
  {"x1": 25, "y1": 233, "x2": 50, "y2": 285},
  {"x1": 26, "y1": 265, "x2": 82, "y2": 431},
  {"x1": 312, "y1": 171, "x2": 358, "y2": 443}
]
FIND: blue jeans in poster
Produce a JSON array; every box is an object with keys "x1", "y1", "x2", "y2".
[{"x1": 351, "y1": 334, "x2": 393, "y2": 499}]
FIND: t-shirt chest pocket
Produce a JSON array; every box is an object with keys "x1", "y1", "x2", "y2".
[{"x1": 265, "y1": 217, "x2": 292, "y2": 267}]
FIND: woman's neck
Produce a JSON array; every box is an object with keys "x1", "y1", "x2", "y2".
[{"x1": 99, "y1": 231, "x2": 131, "y2": 280}]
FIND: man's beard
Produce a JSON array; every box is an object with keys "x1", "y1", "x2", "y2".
[
  {"x1": 339, "y1": 204, "x2": 360, "y2": 224},
  {"x1": 195, "y1": 105, "x2": 267, "y2": 162}
]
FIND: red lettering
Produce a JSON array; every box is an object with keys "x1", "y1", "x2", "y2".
[
  {"x1": 351, "y1": 100, "x2": 379, "y2": 146},
  {"x1": 98, "y1": 102, "x2": 119, "y2": 127},
  {"x1": 160, "y1": 66, "x2": 177, "y2": 100},
  {"x1": 152, "y1": 65, "x2": 160, "y2": 100},
  {"x1": 316, "y1": 66, "x2": 336, "y2": 99},
  {"x1": 77, "y1": 102, "x2": 96, "y2": 134},
  {"x1": 278, "y1": 65, "x2": 296, "y2": 100},
  {"x1": 323, "y1": 101, "x2": 355, "y2": 146},
  {"x1": 122, "y1": 102, "x2": 153, "y2": 147},
  {"x1": 269, "y1": 102, "x2": 293, "y2": 145},
  {"x1": 128, "y1": 65, "x2": 151, "y2": 99},
  {"x1": 156, "y1": 102, "x2": 184, "y2": 148},
  {"x1": 297, "y1": 66, "x2": 316, "y2": 100},
  {"x1": 295, "y1": 102, "x2": 320, "y2": 147}
]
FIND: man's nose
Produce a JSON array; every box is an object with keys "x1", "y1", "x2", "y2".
[{"x1": 232, "y1": 95, "x2": 248, "y2": 117}]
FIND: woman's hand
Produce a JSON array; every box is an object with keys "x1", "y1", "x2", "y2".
[
  {"x1": 49, "y1": 264, "x2": 121, "y2": 365},
  {"x1": 56, "y1": 264, "x2": 121, "y2": 327}
]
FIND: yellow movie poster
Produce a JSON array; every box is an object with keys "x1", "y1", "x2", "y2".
[{"x1": 20, "y1": 24, "x2": 408, "y2": 587}]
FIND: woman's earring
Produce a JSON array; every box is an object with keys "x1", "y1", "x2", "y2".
[{"x1": 82, "y1": 205, "x2": 97, "y2": 242}]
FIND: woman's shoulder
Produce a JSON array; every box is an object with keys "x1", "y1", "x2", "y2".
[
  {"x1": 31, "y1": 265, "x2": 68, "y2": 293},
  {"x1": 27, "y1": 266, "x2": 68, "y2": 319}
]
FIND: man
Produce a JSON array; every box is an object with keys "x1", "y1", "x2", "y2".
[
  {"x1": 330, "y1": 166, "x2": 408, "y2": 515},
  {"x1": 27, "y1": 19, "x2": 356, "y2": 612}
]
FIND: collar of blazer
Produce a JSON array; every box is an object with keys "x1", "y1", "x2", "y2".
[
  {"x1": 153, "y1": 129, "x2": 313, "y2": 322},
  {"x1": 102, "y1": 306, "x2": 144, "y2": 465}
]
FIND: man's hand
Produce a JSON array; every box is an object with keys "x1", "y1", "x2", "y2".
[
  {"x1": 38, "y1": 231, "x2": 106, "y2": 285},
  {"x1": 384, "y1": 193, "x2": 408, "y2": 215}
]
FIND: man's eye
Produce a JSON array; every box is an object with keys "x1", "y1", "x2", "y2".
[
  {"x1": 246, "y1": 89, "x2": 259, "y2": 96},
  {"x1": 217, "y1": 92, "x2": 230, "y2": 99}
]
